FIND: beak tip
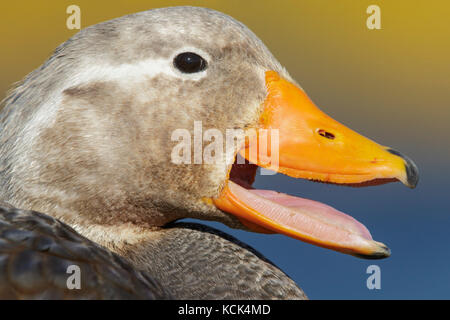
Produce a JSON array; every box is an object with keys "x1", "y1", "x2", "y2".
[
  {"x1": 405, "y1": 160, "x2": 419, "y2": 189},
  {"x1": 386, "y1": 148, "x2": 419, "y2": 188},
  {"x1": 376, "y1": 243, "x2": 391, "y2": 259},
  {"x1": 353, "y1": 242, "x2": 391, "y2": 260}
]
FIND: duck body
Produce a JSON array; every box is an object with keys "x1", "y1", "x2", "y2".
[
  {"x1": 0, "y1": 205, "x2": 171, "y2": 299},
  {"x1": 0, "y1": 205, "x2": 305, "y2": 299}
]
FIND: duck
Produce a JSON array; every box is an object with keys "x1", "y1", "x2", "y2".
[{"x1": 0, "y1": 6, "x2": 418, "y2": 299}]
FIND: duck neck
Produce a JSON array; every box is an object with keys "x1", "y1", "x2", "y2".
[
  {"x1": 70, "y1": 221, "x2": 163, "y2": 253},
  {"x1": 110, "y1": 222, "x2": 307, "y2": 300}
]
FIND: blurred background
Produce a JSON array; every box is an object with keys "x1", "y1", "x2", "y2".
[{"x1": 0, "y1": 0, "x2": 448, "y2": 299}]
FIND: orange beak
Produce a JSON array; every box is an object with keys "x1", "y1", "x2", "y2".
[{"x1": 213, "y1": 71, "x2": 418, "y2": 259}]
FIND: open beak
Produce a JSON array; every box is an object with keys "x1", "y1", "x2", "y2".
[{"x1": 213, "y1": 71, "x2": 418, "y2": 259}]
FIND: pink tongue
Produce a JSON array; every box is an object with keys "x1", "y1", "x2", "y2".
[
  {"x1": 228, "y1": 181, "x2": 372, "y2": 244},
  {"x1": 249, "y1": 189, "x2": 372, "y2": 240}
]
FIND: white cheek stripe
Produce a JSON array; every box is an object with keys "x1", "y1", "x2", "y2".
[{"x1": 70, "y1": 57, "x2": 208, "y2": 88}]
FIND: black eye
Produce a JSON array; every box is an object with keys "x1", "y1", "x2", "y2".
[{"x1": 173, "y1": 52, "x2": 207, "y2": 73}]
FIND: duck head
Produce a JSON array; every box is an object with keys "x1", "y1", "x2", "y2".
[{"x1": 0, "y1": 7, "x2": 418, "y2": 258}]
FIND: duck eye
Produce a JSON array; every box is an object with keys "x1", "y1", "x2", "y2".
[{"x1": 173, "y1": 52, "x2": 207, "y2": 73}]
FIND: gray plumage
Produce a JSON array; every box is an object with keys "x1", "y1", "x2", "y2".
[{"x1": 122, "y1": 222, "x2": 306, "y2": 299}]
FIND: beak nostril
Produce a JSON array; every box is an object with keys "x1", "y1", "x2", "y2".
[{"x1": 318, "y1": 129, "x2": 335, "y2": 140}]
